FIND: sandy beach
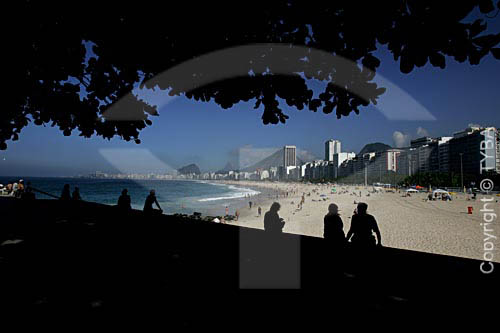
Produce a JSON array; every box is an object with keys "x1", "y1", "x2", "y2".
[{"x1": 221, "y1": 180, "x2": 500, "y2": 262}]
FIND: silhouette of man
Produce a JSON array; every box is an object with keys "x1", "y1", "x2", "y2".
[
  {"x1": 264, "y1": 202, "x2": 285, "y2": 234},
  {"x1": 21, "y1": 181, "x2": 36, "y2": 200},
  {"x1": 117, "y1": 189, "x2": 131, "y2": 210},
  {"x1": 144, "y1": 189, "x2": 163, "y2": 215},
  {"x1": 72, "y1": 187, "x2": 82, "y2": 200},
  {"x1": 346, "y1": 203, "x2": 381, "y2": 248},
  {"x1": 323, "y1": 203, "x2": 345, "y2": 247}
]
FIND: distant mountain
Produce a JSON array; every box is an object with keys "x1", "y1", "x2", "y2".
[
  {"x1": 241, "y1": 148, "x2": 317, "y2": 172},
  {"x1": 216, "y1": 162, "x2": 238, "y2": 174},
  {"x1": 359, "y1": 142, "x2": 392, "y2": 155},
  {"x1": 177, "y1": 163, "x2": 201, "y2": 175}
]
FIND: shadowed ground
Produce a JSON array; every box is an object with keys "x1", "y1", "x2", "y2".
[{"x1": 0, "y1": 198, "x2": 497, "y2": 327}]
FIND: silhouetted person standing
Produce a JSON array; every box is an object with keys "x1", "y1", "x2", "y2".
[
  {"x1": 72, "y1": 187, "x2": 82, "y2": 200},
  {"x1": 323, "y1": 203, "x2": 345, "y2": 247},
  {"x1": 117, "y1": 189, "x2": 131, "y2": 210},
  {"x1": 264, "y1": 202, "x2": 285, "y2": 234},
  {"x1": 60, "y1": 184, "x2": 71, "y2": 200},
  {"x1": 346, "y1": 203, "x2": 381, "y2": 248},
  {"x1": 144, "y1": 189, "x2": 163, "y2": 215}
]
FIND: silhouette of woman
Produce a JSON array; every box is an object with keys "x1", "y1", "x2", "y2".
[
  {"x1": 346, "y1": 203, "x2": 381, "y2": 248},
  {"x1": 263, "y1": 202, "x2": 285, "y2": 234},
  {"x1": 323, "y1": 203, "x2": 345, "y2": 247},
  {"x1": 60, "y1": 184, "x2": 71, "y2": 200},
  {"x1": 117, "y1": 189, "x2": 131, "y2": 210}
]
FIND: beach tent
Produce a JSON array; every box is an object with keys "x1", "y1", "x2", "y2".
[
  {"x1": 432, "y1": 189, "x2": 450, "y2": 198},
  {"x1": 406, "y1": 188, "x2": 419, "y2": 193}
]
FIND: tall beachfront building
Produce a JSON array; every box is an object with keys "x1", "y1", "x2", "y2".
[
  {"x1": 283, "y1": 145, "x2": 296, "y2": 167},
  {"x1": 325, "y1": 140, "x2": 342, "y2": 161},
  {"x1": 449, "y1": 126, "x2": 500, "y2": 175}
]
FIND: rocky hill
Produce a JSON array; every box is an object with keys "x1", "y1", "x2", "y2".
[
  {"x1": 177, "y1": 163, "x2": 201, "y2": 175},
  {"x1": 359, "y1": 142, "x2": 392, "y2": 155}
]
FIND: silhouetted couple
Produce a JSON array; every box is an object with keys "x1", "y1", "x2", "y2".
[
  {"x1": 117, "y1": 189, "x2": 163, "y2": 215},
  {"x1": 60, "y1": 184, "x2": 81, "y2": 200},
  {"x1": 264, "y1": 202, "x2": 285, "y2": 234},
  {"x1": 324, "y1": 202, "x2": 382, "y2": 249}
]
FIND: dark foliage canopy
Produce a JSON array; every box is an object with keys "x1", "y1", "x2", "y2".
[{"x1": 3, "y1": 0, "x2": 499, "y2": 150}]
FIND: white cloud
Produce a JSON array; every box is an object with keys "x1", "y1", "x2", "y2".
[
  {"x1": 416, "y1": 127, "x2": 430, "y2": 137},
  {"x1": 392, "y1": 131, "x2": 411, "y2": 148}
]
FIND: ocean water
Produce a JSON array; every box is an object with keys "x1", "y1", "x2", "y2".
[{"x1": 0, "y1": 177, "x2": 260, "y2": 216}]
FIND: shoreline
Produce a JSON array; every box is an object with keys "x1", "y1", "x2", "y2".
[
  {"x1": 213, "y1": 180, "x2": 500, "y2": 262},
  {"x1": 4, "y1": 176, "x2": 498, "y2": 262}
]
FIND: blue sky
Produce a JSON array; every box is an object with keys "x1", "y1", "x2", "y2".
[{"x1": 1, "y1": 13, "x2": 499, "y2": 176}]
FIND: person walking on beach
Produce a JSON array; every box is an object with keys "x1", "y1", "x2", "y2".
[
  {"x1": 323, "y1": 203, "x2": 345, "y2": 247},
  {"x1": 143, "y1": 189, "x2": 163, "y2": 215},
  {"x1": 264, "y1": 202, "x2": 285, "y2": 234},
  {"x1": 249, "y1": 201, "x2": 252, "y2": 209},
  {"x1": 72, "y1": 187, "x2": 82, "y2": 200},
  {"x1": 346, "y1": 203, "x2": 381, "y2": 248},
  {"x1": 235, "y1": 210, "x2": 239, "y2": 221},
  {"x1": 117, "y1": 189, "x2": 131, "y2": 210},
  {"x1": 60, "y1": 184, "x2": 71, "y2": 200},
  {"x1": 258, "y1": 206, "x2": 262, "y2": 217}
]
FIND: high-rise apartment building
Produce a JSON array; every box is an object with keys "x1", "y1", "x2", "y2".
[
  {"x1": 449, "y1": 126, "x2": 500, "y2": 176},
  {"x1": 325, "y1": 140, "x2": 341, "y2": 161},
  {"x1": 283, "y1": 145, "x2": 296, "y2": 168}
]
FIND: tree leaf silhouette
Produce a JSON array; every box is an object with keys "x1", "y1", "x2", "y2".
[{"x1": 1, "y1": 1, "x2": 499, "y2": 149}]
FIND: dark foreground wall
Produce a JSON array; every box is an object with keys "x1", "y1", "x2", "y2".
[{"x1": 0, "y1": 198, "x2": 497, "y2": 327}]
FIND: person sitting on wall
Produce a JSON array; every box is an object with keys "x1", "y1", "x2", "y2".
[
  {"x1": 117, "y1": 189, "x2": 132, "y2": 210},
  {"x1": 346, "y1": 203, "x2": 382, "y2": 249},
  {"x1": 323, "y1": 203, "x2": 346, "y2": 249},
  {"x1": 143, "y1": 189, "x2": 163, "y2": 215}
]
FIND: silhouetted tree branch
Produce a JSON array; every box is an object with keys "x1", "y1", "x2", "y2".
[{"x1": 2, "y1": 0, "x2": 499, "y2": 150}]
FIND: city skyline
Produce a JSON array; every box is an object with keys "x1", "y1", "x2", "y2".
[
  {"x1": 1, "y1": 122, "x2": 499, "y2": 178},
  {"x1": 29, "y1": 124, "x2": 498, "y2": 183}
]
